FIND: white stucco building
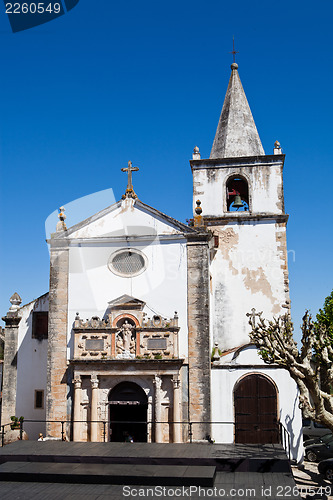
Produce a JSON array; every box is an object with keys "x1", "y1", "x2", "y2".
[{"x1": 1, "y1": 62, "x2": 302, "y2": 461}]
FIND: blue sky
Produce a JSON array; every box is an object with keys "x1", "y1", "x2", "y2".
[{"x1": 0, "y1": 0, "x2": 332, "y2": 342}]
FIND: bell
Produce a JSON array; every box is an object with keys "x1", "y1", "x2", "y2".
[{"x1": 233, "y1": 193, "x2": 244, "y2": 209}]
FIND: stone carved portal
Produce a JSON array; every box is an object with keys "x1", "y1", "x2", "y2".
[
  {"x1": 109, "y1": 381, "x2": 148, "y2": 442},
  {"x1": 115, "y1": 319, "x2": 136, "y2": 359}
]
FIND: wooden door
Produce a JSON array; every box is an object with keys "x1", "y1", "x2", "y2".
[{"x1": 234, "y1": 374, "x2": 279, "y2": 444}]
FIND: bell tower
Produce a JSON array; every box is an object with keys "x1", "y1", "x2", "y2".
[{"x1": 191, "y1": 63, "x2": 290, "y2": 351}]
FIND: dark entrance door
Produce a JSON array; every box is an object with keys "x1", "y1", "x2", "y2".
[
  {"x1": 234, "y1": 374, "x2": 279, "y2": 444},
  {"x1": 109, "y1": 381, "x2": 148, "y2": 442}
]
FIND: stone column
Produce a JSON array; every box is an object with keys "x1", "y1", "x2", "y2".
[
  {"x1": 147, "y1": 395, "x2": 153, "y2": 443},
  {"x1": 153, "y1": 375, "x2": 163, "y2": 443},
  {"x1": 1, "y1": 293, "x2": 22, "y2": 426},
  {"x1": 90, "y1": 375, "x2": 99, "y2": 442},
  {"x1": 111, "y1": 331, "x2": 115, "y2": 357},
  {"x1": 72, "y1": 377, "x2": 82, "y2": 441},
  {"x1": 135, "y1": 331, "x2": 140, "y2": 357},
  {"x1": 187, "y1": 235, "x2": 211, "y2": 441},
  {"x1": 46, "y1": 233, "x2": 69, "y2": 438},
  {"x1": 172, "y1": 376, "x2": 182, "y2": 443}
]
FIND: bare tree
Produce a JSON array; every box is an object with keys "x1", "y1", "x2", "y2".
[{"x1": 249, "y1": 311, "x2": 333, "y2": 433}]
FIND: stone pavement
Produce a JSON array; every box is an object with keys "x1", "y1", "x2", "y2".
[
  {"x1": 0, "y1": 471, "x2": 297, "y2": 500},
  {"x1": 292, "y1": 462, "x2": 333, "y2": 500},
  {"x1": 0, "y1": 441, "x2": 300, "y2": 499}
]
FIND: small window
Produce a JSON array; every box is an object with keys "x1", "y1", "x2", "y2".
[
  {"x1": 32, "y1": 312, "x2": 48, "y2": 340},
  {"x1": 108, "y1": 249, "x2": 147, "y2": 277},
  {"x1": 34, "y1": 390, "x2": 44, "y2": 409},
  {"x1": 226, "y1": 176, "x2": 249, "y2": 212}
]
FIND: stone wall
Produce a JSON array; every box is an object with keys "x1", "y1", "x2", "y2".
[
  {"x1": 46, "y1": 239, "x2": 69, "y2": 437},
  {"x1": 1, "y1": 312, "x2": 21, "y2": 426},
  {"x1": 187, "y1": 234, "x2": 211, "y2": 440}
]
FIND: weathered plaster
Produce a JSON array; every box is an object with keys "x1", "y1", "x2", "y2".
[
  {"x1": 209, "y1": 220, "x2": 290, "y2": 350},
  {"x1": 242, "y1": 267, "x2": 273, "y2": 300},
  {"x1": 191, "y1": 155, "x2": 285, "y2": 218}
]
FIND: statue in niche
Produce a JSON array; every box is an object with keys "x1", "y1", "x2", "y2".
[{"x1": 116, "y1": 320, "x2": 136, "y2": 359}]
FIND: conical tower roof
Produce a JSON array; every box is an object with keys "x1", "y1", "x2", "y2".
[{"x1": 210, "y1": 63, "x2": 265, "y2": 159}]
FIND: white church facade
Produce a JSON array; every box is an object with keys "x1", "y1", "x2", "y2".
[{"x1": 1, "y1": 62, "x2": 303, "y2": 461}]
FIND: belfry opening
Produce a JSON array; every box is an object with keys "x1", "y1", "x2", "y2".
[
  {"x1": 226, "y1": 176, "x2": 249, "y2": 211},
  {"x1": 108, "y1": 381, "x2": 148, "y2": 442}
]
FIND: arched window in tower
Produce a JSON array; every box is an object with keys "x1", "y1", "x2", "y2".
[{"x1": 226, "y1": 176, "x2": 249, "y2": 212}]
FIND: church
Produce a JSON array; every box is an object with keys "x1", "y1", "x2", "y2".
[{"x1": 1, "y1": 62, "x2": 303, "y2": 461}]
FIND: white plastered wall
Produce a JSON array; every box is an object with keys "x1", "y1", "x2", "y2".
[
  {"x1": 210, "y1": 220, "x2": 288, "y2": 350},
  {"x1": 211, "y1": 346, "x2": 303, "y2": 463},
  {"x1": 16, "y1": 294, "x2": 48, "y2": 439},
  {"x1": 192, "y1": 162, "x2": 284, "y2": 217},
  {"x1": 66, "y1": 200, "x2": 189, "y2": 359}
]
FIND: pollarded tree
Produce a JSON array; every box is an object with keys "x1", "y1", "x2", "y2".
[{"x1": 248, "y1": 293, "x2": 333, "y2": 434}]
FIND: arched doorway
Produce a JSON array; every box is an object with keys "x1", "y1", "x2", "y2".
[
  {"x1": 109, "y1": 381, "x2": 148, "y2": 442},
  {"x1": 234, "y1": 374, "x2": 279, "y2": 444}
]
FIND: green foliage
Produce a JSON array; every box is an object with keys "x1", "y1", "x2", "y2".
[
  {"x1": 259, "y1": 348, "x2": 270, "y2": 360},
  {"x1": 10, "y1": 416, "x2": 24, "y2": 430},
  {"x1": 211, "y1": 345, "x2": 223, "y2": 361},
  {"x1": 316, "y1": 289, "x2": 333, "y2": 338}
]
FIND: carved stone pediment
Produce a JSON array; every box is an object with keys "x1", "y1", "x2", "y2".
[
  {"x1": 73, "y1": 303, "x2": 179, "y2": 361},
  {"x1": 107, "y1": 295, "x2": 146, "y2": 311}
]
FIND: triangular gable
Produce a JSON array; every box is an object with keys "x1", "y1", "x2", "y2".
[
  {"x1": 107, "y1": 295, "x2": 146, "y2": 310},
  {"x1": 53, "y1": 198, "x2": 196, "y2": 240},
  {"x1": 19, "y1": 292, "x2": 49, "y2": 312}
]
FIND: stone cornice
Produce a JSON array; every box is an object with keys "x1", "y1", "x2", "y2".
[
  {"x1": 47, "y1": 234, "x2": 189, "y2": 245},
  {"x1": 186, "y1": 231, "x2": 211, "y2": 243},
  {"x1": 203, "y1": 214, "x2": 289, "y2": 224},
  {"x1": 211, "y1": 364, "x2": 282, "y2": 369},
  {"x1": 2, "y1": 315, "x2": 21, "y2": 327},
  {"x1": 69, "y1": 358, "x2": 184, "y2": 369},
  {"x1": 72, "y1": 326, "x2": 180, "y2": 333},
  {"x1": 190, "y1": 154, "x2": 285, "y2": 171}
]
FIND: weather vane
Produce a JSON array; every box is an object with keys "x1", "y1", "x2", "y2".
[{"x1": 229, "y1": 36, "x2": 239, "y2": 64}]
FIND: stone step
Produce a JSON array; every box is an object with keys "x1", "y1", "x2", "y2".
[
  {"x1": 0, "y1": 461, "x2": 216, "y2": 486},
  {"x1": 0, "y1": 442, "x2": 291, "y2": 473}
]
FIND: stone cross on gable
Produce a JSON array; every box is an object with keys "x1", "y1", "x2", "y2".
[
  {"x1": 121, "y1": 161, "x2": 139, "y2": 198},
  {"x1": 246, "y1": 308, "x2": 263, "y2": 329}
]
